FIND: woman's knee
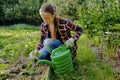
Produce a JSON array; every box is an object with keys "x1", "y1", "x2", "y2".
[
  {"x1": 39, "y1": 48, "x2": 50, "y2": 60},
  {"x1": 44, "y1": 38, "x2": 61, "y2": 47},
  {"x1": 43, "y1": 38, "x2": 62, "y2": 52}
]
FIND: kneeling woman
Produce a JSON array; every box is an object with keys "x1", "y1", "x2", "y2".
[{"x1": 36, "y1": 2, "x2": 83, "y2": 60}]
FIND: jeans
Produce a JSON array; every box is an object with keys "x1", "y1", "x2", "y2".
[{"x1": 39, "y1": 38, "x2": 62, "y2": 60}]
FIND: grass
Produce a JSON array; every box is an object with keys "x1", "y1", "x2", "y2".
[
  {"x1": 0, "y1": 24, "x2": 116, "y2": 80},
  {"x1": 0, "y1": 64, "x2": 9, "y2": 70},
  {"x1": 0, "y1": 24, "x2": 40, "y2": 61},
  {"x1": 50, "y1": 34, "x2": 115, "y2": 80}
]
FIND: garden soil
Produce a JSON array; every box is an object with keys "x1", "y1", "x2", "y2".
[{"x1": 0, "y1": 56, "x2": 48, "y2": 80}]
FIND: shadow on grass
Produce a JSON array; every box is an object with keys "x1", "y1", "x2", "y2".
[
  {"x1": 0, "y1": 35, "x2": 12, "y2": 39},
  {"x1": 1, "y1": 24, "x2": 40, "y2": 31}
]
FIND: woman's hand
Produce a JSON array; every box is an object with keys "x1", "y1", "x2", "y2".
[
  {"x1": 64, "y1": 38, "x2": 75, "y2": 48},
  {"x1": 29, "y1": 49, "x2": 39, "y2": 60}
]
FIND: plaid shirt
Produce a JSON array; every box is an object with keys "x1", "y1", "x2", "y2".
[{"x1": 37, "y1": 18, "x2": 83, "y2": 58}]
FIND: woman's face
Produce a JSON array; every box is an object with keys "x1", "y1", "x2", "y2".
[{"x1": 40, "y1": 12, "x2": 56, "y2": 25}]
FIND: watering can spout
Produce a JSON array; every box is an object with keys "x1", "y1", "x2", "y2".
[{"x1": 37, "y1": 60, "x2": 54, "y2": 67}]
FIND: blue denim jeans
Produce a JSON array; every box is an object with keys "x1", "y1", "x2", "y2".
[{"x1": 39, "y1": 38, "x2": 62, "y2": 60}]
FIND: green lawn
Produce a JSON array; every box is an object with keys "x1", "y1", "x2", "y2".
[{"x1": 0, "y1": 24, "x2": 115, "y2": 80}]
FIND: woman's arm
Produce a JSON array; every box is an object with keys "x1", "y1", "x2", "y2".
[
  {"x1": 36, "y1": 23, "x2": 47, "y2": 50},
  {"x1": 66, "y1": 20, "x2": 83, "y2": 41}
]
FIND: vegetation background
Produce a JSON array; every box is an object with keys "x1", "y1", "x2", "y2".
[{"x1": 0, "y1": 0, "x2": 120, "y2": 80}]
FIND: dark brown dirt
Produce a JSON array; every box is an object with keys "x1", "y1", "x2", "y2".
[{"x1": 0, "y1": 56, "x2": 48, "y2": 80}]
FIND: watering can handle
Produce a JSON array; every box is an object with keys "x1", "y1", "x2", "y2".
[
  {"x1": 59, "y1": 44, "x2": 66, "y2": 47},
  {"x1": 52, "y1": 44, "x2": 67, "y2": 55}
]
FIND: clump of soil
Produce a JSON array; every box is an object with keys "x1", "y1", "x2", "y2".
[{"x1": 0, "y1": 56, "x2": 48, "y2": 80}]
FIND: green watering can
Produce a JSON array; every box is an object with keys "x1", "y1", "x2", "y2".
[{"x1": 37, "y1": 44, "x2": 73, "y2": 74}]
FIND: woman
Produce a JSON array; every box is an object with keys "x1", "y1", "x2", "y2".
[{"x1": 32, "y1": 2, "x2": 83, "y2": 60}]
